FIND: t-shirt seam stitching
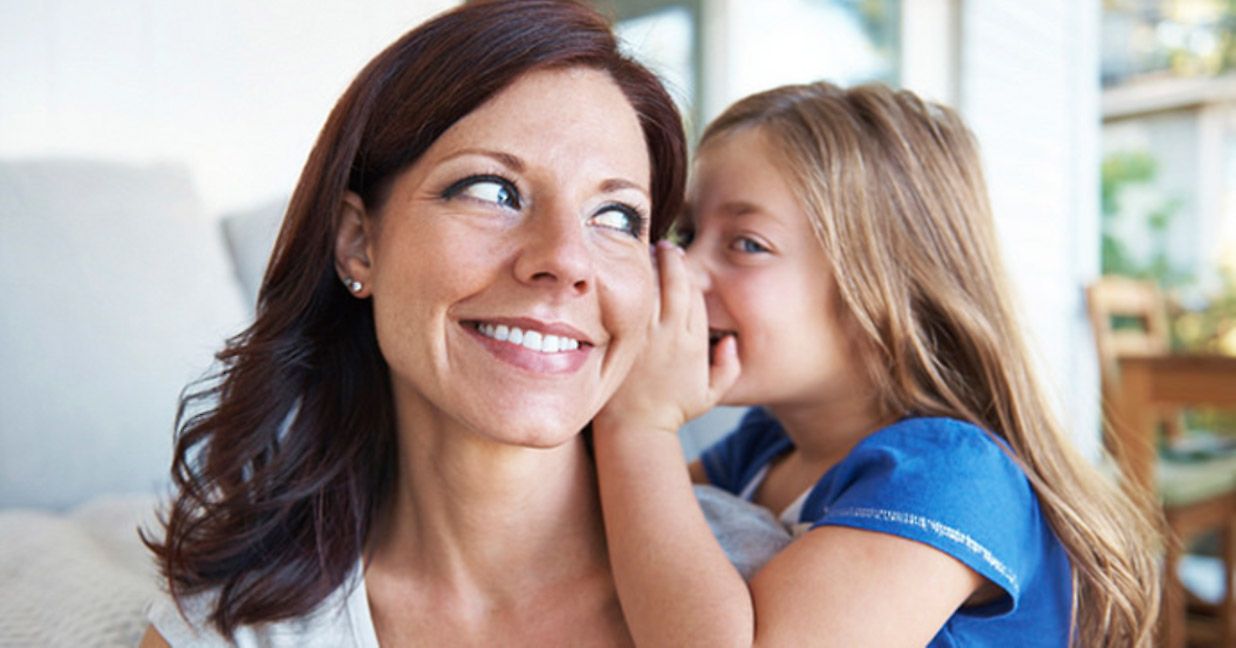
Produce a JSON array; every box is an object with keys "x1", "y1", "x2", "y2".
[{"x1": 818, "y1": 505, "x2": 1021, "y2": 597}]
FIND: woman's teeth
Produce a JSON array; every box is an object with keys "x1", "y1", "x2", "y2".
[{"x1": 475, "y1": 322, "x2": 582, "y2": 353}]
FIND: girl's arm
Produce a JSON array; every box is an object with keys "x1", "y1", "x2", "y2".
[
  {"x1": 593, "y1": 243, "x2": 986, "y2": 647},
  {"x1": 746, "y1": 526, "x2": 988, "y2": 646},
  {"x1": 594, "y1": 241, "x2": 750, "y2": 646}
]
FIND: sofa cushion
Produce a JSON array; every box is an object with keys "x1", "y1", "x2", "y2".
[
  {"x1": 220, "y1": 197, "x2": 286, "y2": 309},
  {"x1": 0, "y1": 159, "x2": 247, "y2": 509},
  {"x1": 0, "y1": 494, "x2": 160, "y2": 646}
]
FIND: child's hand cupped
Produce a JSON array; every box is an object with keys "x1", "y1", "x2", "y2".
[{"x1": 596, "y1": 240, "x2": 741, "y2": 435}]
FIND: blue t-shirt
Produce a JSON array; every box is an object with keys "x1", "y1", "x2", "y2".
[{"x1": 700, "y1": 408, "x2": 1073, "y2": 647}]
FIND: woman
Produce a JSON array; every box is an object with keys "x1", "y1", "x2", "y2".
[{"x1": 140, "y1": 1, "x2": 696, "y2": 644}]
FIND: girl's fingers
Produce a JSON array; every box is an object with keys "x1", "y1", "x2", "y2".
[
  {"x1": 708, "y1": 334, "x2": 741, "y2": 402},
  {"x1": 684, "y1": 276, "x2": 707, "y2": 338},
  {"x1": 656, "y1": 241, "x2": 691, "y2": 326}
]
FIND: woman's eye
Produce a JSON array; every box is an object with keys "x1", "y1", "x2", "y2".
[
  {"x1": 590, "y1": 204, "x2": 646, "y2": 239},
  {"x1": 442, "y1": 175, "x2": 521, "y2": 209},
  {"x1": 732, "y1": 237, "x2": 770, "y2": 254}
]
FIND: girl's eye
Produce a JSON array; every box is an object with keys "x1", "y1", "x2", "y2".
[
  {"x1": 442, "y1": 175, "x2": 521, "y2": 209},
  {"x1": 732, "y1": 236, "x2": 770, "y2": 254},
  {"x1": 589, "y1": 204, "x2": 647, "y2": 239},
  {"x1": 672, "y1": 225, "x2": 695, "y2": 248}
]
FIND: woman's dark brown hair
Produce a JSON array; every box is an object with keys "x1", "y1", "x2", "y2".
[{"x1": 142, "y1": 0, "x2": 686, "y2": 635}]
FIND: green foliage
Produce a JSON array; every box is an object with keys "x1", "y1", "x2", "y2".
[
  {"x1": 1177, "y1": 269, "x2": 1236, "y2": 434},
  {"x1": 1175, "y1": 269, "x2": 1236, "y2": 353},
  {"x1": 1099, "y1": 151, "x2": 1189, "y2": 287},
  {"x1": 1098, "y1": 150, "x2": 1235, "y2": 351}
]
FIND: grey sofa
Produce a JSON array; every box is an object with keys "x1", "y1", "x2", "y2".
[{"x1": 0, "y1": 158, "x2": 283, "y2": 646}]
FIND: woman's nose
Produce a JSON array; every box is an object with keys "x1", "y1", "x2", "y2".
[{"x1": 513, "y1": 200, "x2": 593, "y2": 295}]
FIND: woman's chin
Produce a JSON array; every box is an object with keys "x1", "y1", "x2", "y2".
[
  {"x1": 488, "y1": 424, "x2": 586, "y2": 450},
  {"x1": 466, "y1": 408, "x2": 591, "y2": 450}
]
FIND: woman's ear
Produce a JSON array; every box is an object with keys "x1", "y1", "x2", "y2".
[{"x1": 334, "y1": 191, "x2": 375, "y2": 298}]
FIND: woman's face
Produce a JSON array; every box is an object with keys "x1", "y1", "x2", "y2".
[
  {"x1": 341, "y1": 67, "x2": 656, "y2": 448},
  {"x1": 683, "y1": 127, "x2": 861, "y2": 409}
]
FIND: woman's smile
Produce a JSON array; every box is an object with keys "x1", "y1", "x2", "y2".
[
  {"x1": 462, "y1": 316, "x2": 594, "y2": 374},
  {"x1": 339, "y1": 66, "x2": 656, "y2": 446}
]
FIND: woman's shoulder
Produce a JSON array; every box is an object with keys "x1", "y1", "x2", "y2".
[
  {"x1": 146, "y1": 588, "x2": 227, "y2": 647},
  {"x1": 146, "y1": 565, "x2": 376, "y2": 648},
  {"x1": 694, "y1": 484, "x2": 792, "y2": 579}
]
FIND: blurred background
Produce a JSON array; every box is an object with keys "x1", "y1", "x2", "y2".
[
  {"x1": 4, "y1": 1, "x2": 1236, "y2": 642},
  {"x1": 0, "y1": 0, "x2": 1098, "y2": 508},
  {"x1": 0, "y1": 0, "x2": 1231, "y2": 507}
]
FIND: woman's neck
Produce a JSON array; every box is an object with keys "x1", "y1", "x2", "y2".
[
  {"x1": 363, "y1": 409, "x2": 631, "y2": 646},
  {"x1": 367, "y1": 407, "x2": 610, "y2": 606}
]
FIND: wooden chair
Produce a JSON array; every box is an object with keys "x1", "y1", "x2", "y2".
[{"x1": 1086, "y1": 276, "x2": 1236, "y2": 648}]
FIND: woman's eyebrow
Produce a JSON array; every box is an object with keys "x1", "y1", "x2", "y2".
[
  {"x1": 599, "y1": 177, "x2": 650, "y2": 200},
  {"x1": 438, "y1": 148, "x2": 526, "y2": 172},
  {"x1": 436, "y1": 150, "x2": 646, "y2": 200}
]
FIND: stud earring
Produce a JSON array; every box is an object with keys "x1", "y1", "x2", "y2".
[{"x1": 343, "y1": 277, "x2": 363, "y2": 293}]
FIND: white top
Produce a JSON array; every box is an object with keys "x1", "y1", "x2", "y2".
[
  {"x1": 147, "y1": 561, "x2": 378, "y2": 648},
  {"x1": 735, "y1": 464, "x2": 814, "y2": 537},
  {"x1": 147, "y1": 486, "x2": 790, "y2": 645}
]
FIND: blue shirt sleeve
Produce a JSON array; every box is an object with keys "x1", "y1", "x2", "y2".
[
  {"x1": 698, "y1": 408, "x2": 792, "y2": 496},
  {"x1": 805, "y1": 418, "x2": 1042, "y2": 611}
]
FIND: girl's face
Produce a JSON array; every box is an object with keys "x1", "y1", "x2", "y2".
[
  {"x1": 339, "y1": 67, "x2": 656, "y2": 448},
  {"x1": 683, "y1": 127, "x2": 862, "y2": 410}
]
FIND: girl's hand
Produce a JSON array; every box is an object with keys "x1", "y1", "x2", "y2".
[{"x1": 596, "y1": 240, "x2": 741, "y2": 434}]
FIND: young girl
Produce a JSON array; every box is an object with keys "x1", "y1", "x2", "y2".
[{"x1": 594, "y1": 82, "x2": 1162, "y2": 646}]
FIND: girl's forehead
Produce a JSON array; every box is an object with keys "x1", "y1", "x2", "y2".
[{"x1": 688, "y1": 140, "x2": 803, "y2": 224}]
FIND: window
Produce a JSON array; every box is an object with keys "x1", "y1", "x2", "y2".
[{"x1": 608, "y1": 0, "x2": 902, "y2": 136}]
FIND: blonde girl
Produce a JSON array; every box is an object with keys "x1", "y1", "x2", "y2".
[{"x1": 594, "y1": 82, "x2": 1161, "y2": 646}]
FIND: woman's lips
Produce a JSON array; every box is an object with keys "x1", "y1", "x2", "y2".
[{"x1": 463, "y1": 320, "x2": 592, "y2": 374}]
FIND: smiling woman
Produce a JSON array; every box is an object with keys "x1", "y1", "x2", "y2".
[
  {"x1": 137, "y1": 1, "x2": 689, "y2": 646},
  {"x1": 340, "y1": 67, "x2": 657, "y2": 449}
]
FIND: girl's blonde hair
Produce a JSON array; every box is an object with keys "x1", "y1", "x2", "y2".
[{"x1": 699, "y1": 82, "x2": 1162, "y2": 646}]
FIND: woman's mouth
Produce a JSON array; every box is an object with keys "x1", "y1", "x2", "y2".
[
  {"x1": 463, "y1": 319, "x2": 593, "y2": 375},
  {"x1": 471, "y1": 321, "x2": 586, "y2": 353}
]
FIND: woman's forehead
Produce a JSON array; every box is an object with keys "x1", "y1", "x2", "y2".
[{"x1": 423, "y1": 67, "x2": 650, "y2": 186}]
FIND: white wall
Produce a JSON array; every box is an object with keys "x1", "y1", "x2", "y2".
[
  {"x1": 1, "y1": 1, "x2": 459, "y2": 508},
  {"x1": 956, "y1": 0, "x2": 1103, "y2": 458},
  {"x1": 1, "y1": 0, "x2": 457, "y2": 218},
  {"x1": 901, "y1": 0, "x2": 1104, "y2": 456}
]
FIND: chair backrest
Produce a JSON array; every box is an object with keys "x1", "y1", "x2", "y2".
[
  {"x1": 1085, "y1": 275, "x2": 1181, "y2": 443},
  {"x1": 1086, "y1": 276, "x2": 1171, "y2": 391}
]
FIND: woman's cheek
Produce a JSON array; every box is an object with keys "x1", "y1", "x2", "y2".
[{"x1": 598, "y1": 261, "x2": 656, "y2": 363}]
